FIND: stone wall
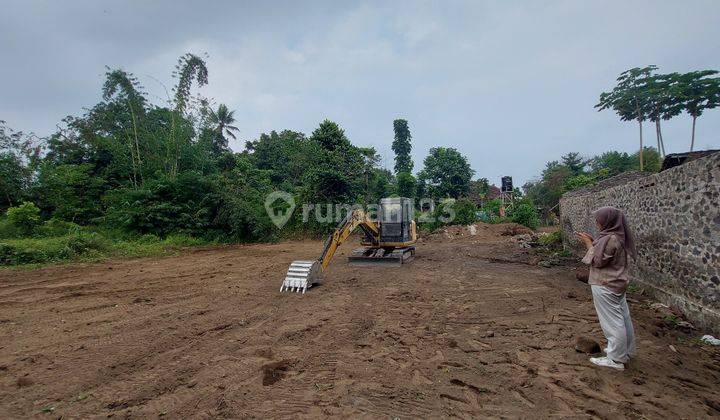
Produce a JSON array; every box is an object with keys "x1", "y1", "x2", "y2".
[{"x1": 559, "y1": 151, "x2": 720, "y2": 334}]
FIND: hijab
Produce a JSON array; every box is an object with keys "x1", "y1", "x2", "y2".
[{"x1": 592, "y1": 206, "x2": 636, "y2": 266}]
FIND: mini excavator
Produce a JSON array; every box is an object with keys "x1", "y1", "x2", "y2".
[{"x1": 280, "y1": 197, "x2": 417, "y2": 293}]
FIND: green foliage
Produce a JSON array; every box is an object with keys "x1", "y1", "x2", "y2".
[
  {"x1": 453, "y1": 198, "x2": 478, "y2": 225},
  {"x1": 510, "y1": 201, "x2": 539, "y2": 230},
  {"x1": 33, "y1": 218, "x2": 81, "y2": 238},
  {"x1": 0, "y1": 218, "x2": 20, "y2": 239},
  {"x1": 597, "y1": 66, "x2": 720, "y2": 157},
  {"x1": 207, "y1": 104, "x2": 239, "y2": 154},
  {"x1": 246, "y1": 130, "x2": 319, "y2": 186},
  {"x1": 418, "y1": 147, "x2": 474, "y2": 199},
  {"x1": 482, "y1": 198, "x2": 502, "y2": 217},
  {"x1": 590, "y1": 151, "x2": 635, "y2": 177},
  {"x1": 392, "y1": 119, "x2": 413, "y2": 173},
  {"x1": 524, "y1": 147, "x2": 662, "y2": 219},
  {"x1": 467, "y1": 178, "x2": 490, "y2": 206},
  {"x1": 6, "y1": 202, "x2": 41, "y2": 235},
  {"x1": 0, "y1": 153, "x2": 30, "y2": 209},
  {"x1": 0, "y1": 121, "x2": 38, "y2": 210},
  {"x1": 563, "y1": 174, "x2": 595, "y2": 191},
  {"x1": 538, "y1": 230, "x2": 562, "y2": 247},
  {"x1": 631, "y1": 147, "x2": 662, "y2": 172},
  {"x1": 0, "y1": 231, "x2": 208, "y2": 267},
  {"x1": 36, "y1": 163, "x2": 106, "y2": 224},
  {"x1": 104, "y1": 171, "x2": 221, "y2": 237},
  {"x1": 173, "y1": 53, "x2": 209, "y2": 114},
  {"x1": 396, "y1": 172, "x2": 416, "y2": 199},
  {"x1": 417, "y1": 198, "x2": 477, "y2": 229},
  {"x1": 561, "y1": 152, "x2": 585, "y2": 176},
  {"x1": 310, "y1": 119, "x2": 351, "y2": 152}
]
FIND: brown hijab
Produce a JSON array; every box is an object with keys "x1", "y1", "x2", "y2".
[{"x1": 592, "y1": 206, "x2": 636, "y2": 266}]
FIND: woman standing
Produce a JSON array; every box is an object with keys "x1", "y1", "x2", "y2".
[{"x1": 576, "y1": 206, "x2": 637, "y2": 370}]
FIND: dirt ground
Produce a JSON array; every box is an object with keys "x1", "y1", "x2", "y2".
[{"x1": 1, "y1": 224, "x2": 719, "y2": 418}]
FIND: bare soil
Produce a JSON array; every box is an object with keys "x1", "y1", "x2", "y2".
[{"x1": 1, "y1": 224, "x2": 719, "y2": 418}]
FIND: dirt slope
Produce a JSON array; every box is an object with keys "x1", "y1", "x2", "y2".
[{"x1": 1, "y1": 225, "x2": 719, "y2": 418}]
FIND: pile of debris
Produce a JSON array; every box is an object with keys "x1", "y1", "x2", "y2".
[{"x1": 424, "y1": 222, "x2": 538, "y2": 242}]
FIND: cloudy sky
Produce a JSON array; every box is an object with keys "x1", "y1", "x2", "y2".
[{"x1": 2, "y1": 0, "x2": 719, "y2": 185}]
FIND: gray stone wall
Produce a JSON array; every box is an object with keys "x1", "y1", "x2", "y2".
[{"x1": 559, "y1": 152, "x2": 720, "y2": 334}]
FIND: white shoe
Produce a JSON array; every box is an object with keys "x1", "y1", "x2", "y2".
[{"x1": 590, "y1": 356, "x2": 624, "y2": 370}]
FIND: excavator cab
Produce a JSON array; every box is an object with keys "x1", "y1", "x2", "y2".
[
  {"x1": 280, "y1": 197, "x2": 417, "y2": 293},
  {"x1": 378, "y1": 197, "x2": 414, "y2": 243}
]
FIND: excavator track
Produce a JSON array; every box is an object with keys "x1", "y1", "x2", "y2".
[{"x1": 347, "y1": 246, "x2": 415, "y2": 266}]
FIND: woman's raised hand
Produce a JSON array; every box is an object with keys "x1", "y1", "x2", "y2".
[{"x1": 574, "y1": 231, "x2": 594, "y2": 250}]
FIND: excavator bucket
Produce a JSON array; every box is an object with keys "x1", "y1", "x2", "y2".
[{"x1": 280, "y1": 260, "x2": 320, "y2": 293}]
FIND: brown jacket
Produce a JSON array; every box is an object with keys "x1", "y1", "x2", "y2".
[{"x1": 582, "y1": 234, "x2": 629, "y2": 294}]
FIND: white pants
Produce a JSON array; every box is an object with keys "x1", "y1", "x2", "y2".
[{"x1": 591, "y1": 285, "x2": 636, "y2": 363}]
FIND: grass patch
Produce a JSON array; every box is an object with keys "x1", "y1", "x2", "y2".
[
  {"x1": 662, "y1": 314, "x2": 680, "y2": 329},
  {"x1": 538, "y1": 230, "x2": 562, "y2": 247},
  {"x1": 0, "y1": 232, "x2": 211, "y2": 268}
]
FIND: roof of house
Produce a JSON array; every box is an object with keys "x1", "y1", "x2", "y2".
[{"x1": 661, "y1": 149, "x2": 719, "y2": 171}]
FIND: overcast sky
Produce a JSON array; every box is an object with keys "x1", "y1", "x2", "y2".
[{"x1": 2, "y1": 0, "x2": 719, "y2": 186}]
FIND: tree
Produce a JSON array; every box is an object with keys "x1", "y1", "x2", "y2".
[
  {"x1": 630, "y1": 147, "x2": 662, "y2": 172},
  {"x1": 309, "y1": 119, "x2": 351, "y2": 152},
  {"x1": 644, "y1": 72, "x2": 680, "y2": 157},
  {"x1": 208, "y1": 104, "x2": 239, "y2": 154},
  {"x1": 36, "y1": 163, "x2": 106, "y2": 224},
  {"x1": 510, "y1": 201, "x2": 539, "y2": 229},
  {"x1": 396, "y1": 172, "x2": 417, "y2": 199},
  {"x1": 102, "y1": 68, "x2": 147, "y2": 116},
  {"x1": 467, "y1": 178, "x2": 490, "y2": 206},
  {"x1": 674, "y1": 70, "x2": 720, "y2": 151},
  {"x1": 6, "y1": 202, "x2": 41, "y2": 235},
  {"x1": 452, "y1": 198, "x2": 478, "y2": 225},
  {"x1": 101, "y1": 68, "x2": 148, "y2": 186},
  {"x1": 358, "y1": 147, "x2": 381, "y2": 205},
  {"x1": 391, "y1": 119, "x2": 413, "y2": 174},
  {"x1": 173, "y1": 53, "x2": 209, "y2": 114},
  {"x1": 418, "y1": 147, "x2": 474, "y2": 199},
  {"x1": 589, "y1": 151, "x2": 634, "y2": 178},
  {"x1": 561, "y1": 152, "x2": 585, "y2": 176},
  {"x1": 596, "y1": 66, "x2": 658, "y2": 171}
]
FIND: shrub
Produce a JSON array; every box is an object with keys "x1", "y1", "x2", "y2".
[
  {"x1": 510, "y1": 202, "x2": 539, "y2": 230},
  {"x1": 0, "y1": 218, "x2": 20, "y2": 239},
  {"x1": 538, "y1": 230, "x2": 562, "y2": 247},
  {"x1": 33, "y1": 218, "x2": 81, "y2": 238},
  {"x1": 396, "y1": 172, "x2": 417, "y2": 199},
  {"x1": 0, "y1": 237, "x2": 70, "y2": 265},
  {"x1": 65, "y1": 232, "x2": 111, "y2": 255},
  {"x1": 482, "y1": 199, "x2": 502, "y2": 218},
  {"x1": 6, "y1": 202, "x2": 41, "y2": 236},
  {"x1": 453, "y1": 198, "x2": 478, "y2": 225}
]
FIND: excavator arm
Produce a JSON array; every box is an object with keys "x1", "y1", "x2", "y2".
[
  {"x1": 280, "y1": 209, "x2": 379, "y2": 293},
  {"x1": 317, "y1": 209, "x2": 379, "y2": 270}
]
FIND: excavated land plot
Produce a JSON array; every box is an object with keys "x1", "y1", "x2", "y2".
[{"x1": 1, "y1": 224, "x2": 719, "y2": 418}]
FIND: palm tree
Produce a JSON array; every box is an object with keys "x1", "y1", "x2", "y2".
[{"x1": 209, "y1": 104, "x2": 239, "y2": 153}]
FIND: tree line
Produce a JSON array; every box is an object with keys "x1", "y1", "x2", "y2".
[
  {"x1": 0, "y1": 53, "x2": 485, "y2": 250},
  {"x1": 597, "y1": 66, "x2": 719, "y2": 169},
  {"x1": 523, "y1": 147, "x2": 662, "y2": 222}
]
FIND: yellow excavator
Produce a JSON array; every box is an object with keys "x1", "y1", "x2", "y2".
[{"x1": 281, "y1": 197, "x2": 417, "y2": 293}]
